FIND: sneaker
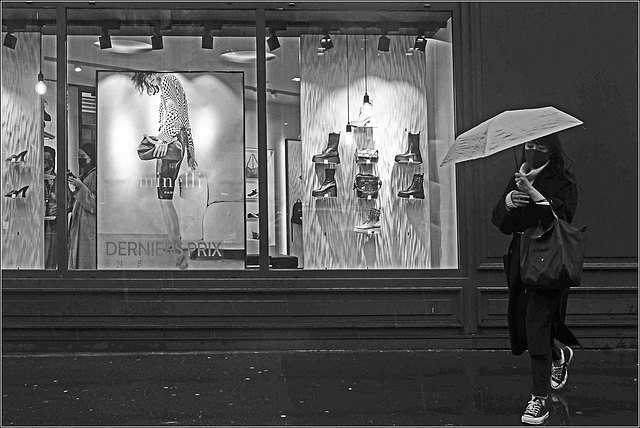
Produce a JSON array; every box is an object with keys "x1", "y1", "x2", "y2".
[
  {"x1": 551, "y1": 346, "x2": 574, "y2": 390},
  {"x1": 521, "y1": 395, "x2": 549, "y2": 425}
]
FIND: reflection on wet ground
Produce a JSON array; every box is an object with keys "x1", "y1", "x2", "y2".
[{"x1": 2, "y1": 349, "x2": 637, "y2": 426}]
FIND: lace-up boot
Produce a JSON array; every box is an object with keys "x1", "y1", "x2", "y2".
[
  {"x1": 354, "y1": 208, "x2": 381, "y2": 233},
  {"x1": 397, "y1": 173, "x2": 425, "y2": 199}
]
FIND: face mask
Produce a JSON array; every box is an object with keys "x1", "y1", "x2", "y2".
[{"x1": 525, "y1": 149, "x2": 550, "y2": 168}]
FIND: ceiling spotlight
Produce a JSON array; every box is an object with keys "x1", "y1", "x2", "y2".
[
  {"x1": 3, "y1": 32, "x2": 17, "y2": 50},
  {"x1": 151, "y1": 34, "x2": 163, "y2": 50},
  {"x1": 267, "y1": 33, "x2": 280, "y2": 51},
  {"x1": 378, "y1": 34, "x2": 390, "y2": 52},
  {"x1": 413, "y1": 34, "x2": 427, "y2": 51},
  {"x1": 320, "y1": 32, "x2": 333, "y2": 51},
  {"x1": 202, "y1": 33, "x2": 214, "y2": 49},
  {"x1": 74, "y1": 64, "x2": 82, "y2": 72},
  {"x1": 99, "y1": 34, "x2": 111, "y2": 49}
]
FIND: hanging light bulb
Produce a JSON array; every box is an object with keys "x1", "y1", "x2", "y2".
[
  {"x1": 35, "y1": 28, "x2": 47, "y2": 95},
  {"x1": 351, "y1": 30, "x2": 376, "y2": 128},
  {"x1": 345, "y1": 31, "x2": 352, "y2": 133},
  {"x1": 35, "y1": 72, "x2": 47, "y2": 95}
]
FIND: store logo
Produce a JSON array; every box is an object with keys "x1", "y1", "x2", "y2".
[
  {"x1": 138, "y1": 174, "x2": 203, "y2": 189},
  {"x1": 105, "y1": 240, "x2": 225, "y2": 258}
]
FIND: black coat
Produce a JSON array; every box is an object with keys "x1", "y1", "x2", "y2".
[{"x1": 491, "y1": 165, "x2": 581, "y2": 355}]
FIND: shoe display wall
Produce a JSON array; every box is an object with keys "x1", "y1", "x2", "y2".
[{"x1": 296, "y1": 32, "x2": 458, "y2": 269}]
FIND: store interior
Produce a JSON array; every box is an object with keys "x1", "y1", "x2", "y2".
[{"x1": 2, "y1": 7, "x2": 458, "y2": 270}]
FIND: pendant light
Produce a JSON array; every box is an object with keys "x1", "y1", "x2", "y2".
[
  {"x1": 35, "y1": 26, "x2": 47, "y2": 95},
  {"x1": 346, "y1": 31, "x2": 352, "y2": 132},
  {"x1": 351, "y1": 28, "x2": 376, "y2": 128}
]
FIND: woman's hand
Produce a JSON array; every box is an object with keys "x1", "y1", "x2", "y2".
[
  {"x1": 188, "y1": 157, "x2": 198, "y2": 170},
  {"x1": 153, "y1": 140, "x2": 169, "y2": 158},
  {"x1": 515, "y1": 172, "x2": 535, "y2": 195},
  {"x1": 48, "y1": 200, "x2": 58, "y2": 216},
  {"x1": 68, "y1": 175, "x2": 82, "y2": 190},
  {"x1": 510, "y1": 191, "x2": 531, "y2": 208}
]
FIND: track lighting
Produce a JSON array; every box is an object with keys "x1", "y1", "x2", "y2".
[
  {"x1": 267, "y1": 32, "x2": 280, "y2": 51},
  {"x1": 3, "y1": 32, "x2": 17, "y2": 50},
  {"x1": 202, "y1": 33, "x2": 214, "y2": 49},
  {"x1": 378, "y1": 34, "x2": 390, "y2": 52},
  {"x1": 151, "y1": 23, "x2": 163, "y2": 50},
  {"x1": 320, "y1": 32, "x2": 333, "y2": 51},
  {"x1": 99, "y1": 26, "x2": 112, "y2": 49},
  {"x1": 413, "y1": 34, "x2": 427, "y2": 52},
  {"x1": 151, "y1": 34, "x2": 163, "y2": 50}
]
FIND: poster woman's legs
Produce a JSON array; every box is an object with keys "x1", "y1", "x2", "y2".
[{"x1": 157, "y1": 155, "x2": 187, "y2": 269}]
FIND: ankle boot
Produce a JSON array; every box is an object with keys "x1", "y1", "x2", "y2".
[
  {"x1": 312, "y1": 168, "x2": 337, "y2": 197},
  {"x1": 395, "y1": 131, "x2": 422, "y2": 164},
  {"x1": 354, "y1": 207, "x2": 381, "y2": 233},
  {"x1": 398, "y1": 173, "x2": 425, "y2": 199},
  {"x1": 312, "y1": 132, "x2": 341, "y2": 164}
]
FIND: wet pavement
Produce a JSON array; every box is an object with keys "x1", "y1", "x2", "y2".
[{"x1": 2, "y1": 349, "x2": 637, "y2": 426}]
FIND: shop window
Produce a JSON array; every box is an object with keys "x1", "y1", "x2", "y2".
[
  {"x1": 2, "y1": 3, "x2": 459, "y2": 273},
  {"x1": 264, "y1": 9, "x2": 458, "y2": 269},
  {"x1": 60, "y1": 7, "x2": 259, "y2": 270},
  {"x1": 2, "y1": 7, "x2": 57, "y2": 269}
]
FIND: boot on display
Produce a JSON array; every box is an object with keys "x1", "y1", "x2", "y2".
[
  {"x1": 354, "y1": 207, "x2": 381, "y2": 234},
  {"x1": 312, "y1": 168, "x2": 337, "y2": 197},
  {"x1": 397, "y1": 173, "x2": 425, "y2": 199},
  {"x1": 312, "y1": 132, "x2": 341, "y2": 164},
  {"x1": 394, "y1": 131, "x2": 422, "y2": 164}
]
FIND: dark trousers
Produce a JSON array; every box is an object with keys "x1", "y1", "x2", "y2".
[{"x1": 526, "y1": 288, "x2": 567, "y2": 397}]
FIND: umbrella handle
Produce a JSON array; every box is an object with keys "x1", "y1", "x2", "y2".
[{"x1": 513, "y1": 147, "x2": 520, "y2": 171}]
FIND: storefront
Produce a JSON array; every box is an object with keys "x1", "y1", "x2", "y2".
[{"x1": 2, "y1": 2, "x2": 637, "y2": 352}]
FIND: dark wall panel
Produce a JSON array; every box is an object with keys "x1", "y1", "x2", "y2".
[{"x1": 478, "y1": 2, "x2": 638, "y2": 260}]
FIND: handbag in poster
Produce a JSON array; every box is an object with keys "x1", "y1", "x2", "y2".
[{"x1": 137, "y1": 134, "x2": 183, "y2": 161}]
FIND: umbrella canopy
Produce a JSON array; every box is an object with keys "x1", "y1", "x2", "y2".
[{"x1": 440, "y1": 107, "x2": 583, "y2": 167}]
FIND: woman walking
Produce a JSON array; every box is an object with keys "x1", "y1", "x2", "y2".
[
  {"x1": 131, "y1": 72, "x2": 198, "y2": 269},
  {"x1": 491, "y1": 132, "x2": 581, "y2": 425}
]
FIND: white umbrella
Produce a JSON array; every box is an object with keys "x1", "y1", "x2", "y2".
[{"x1": 440, "y1": 106, "x2": 583, "y2": 167}]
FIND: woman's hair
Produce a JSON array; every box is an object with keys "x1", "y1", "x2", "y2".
[
  {"x1": 522, "y1": 132, "x2": 576, "y2": 183},
  {"x1": 44, "y1": 146, "x2": 56, "y2": 173},
  {"x1": 79, "y1": 143, "x2": 96, "y2": 179},
  {"x1": 131, "y1": 72, "x2": 160, "y2": 96}
]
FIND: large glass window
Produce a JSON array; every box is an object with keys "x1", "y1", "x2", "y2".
[
  {"x1": 2, "y1": 7, "x2": 57, "y2": 269},
  {"x1": 2, "y1": 3, "x2": 459, "y2": 272},
  {"x1": 64, "y1": 7, "x2": 257, "y2": 270},
  {"x1": 264, "y1": 8, "x2": 458, "y2": 270}
]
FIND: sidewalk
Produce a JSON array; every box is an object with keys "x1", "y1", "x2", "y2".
[{"x1": 2, "y1": 349, "x2": 637, "y2": 426}]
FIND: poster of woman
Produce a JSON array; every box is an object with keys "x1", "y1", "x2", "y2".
[{"x1": 96, "y1": 71, "x2": 245, "y2": 270}]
